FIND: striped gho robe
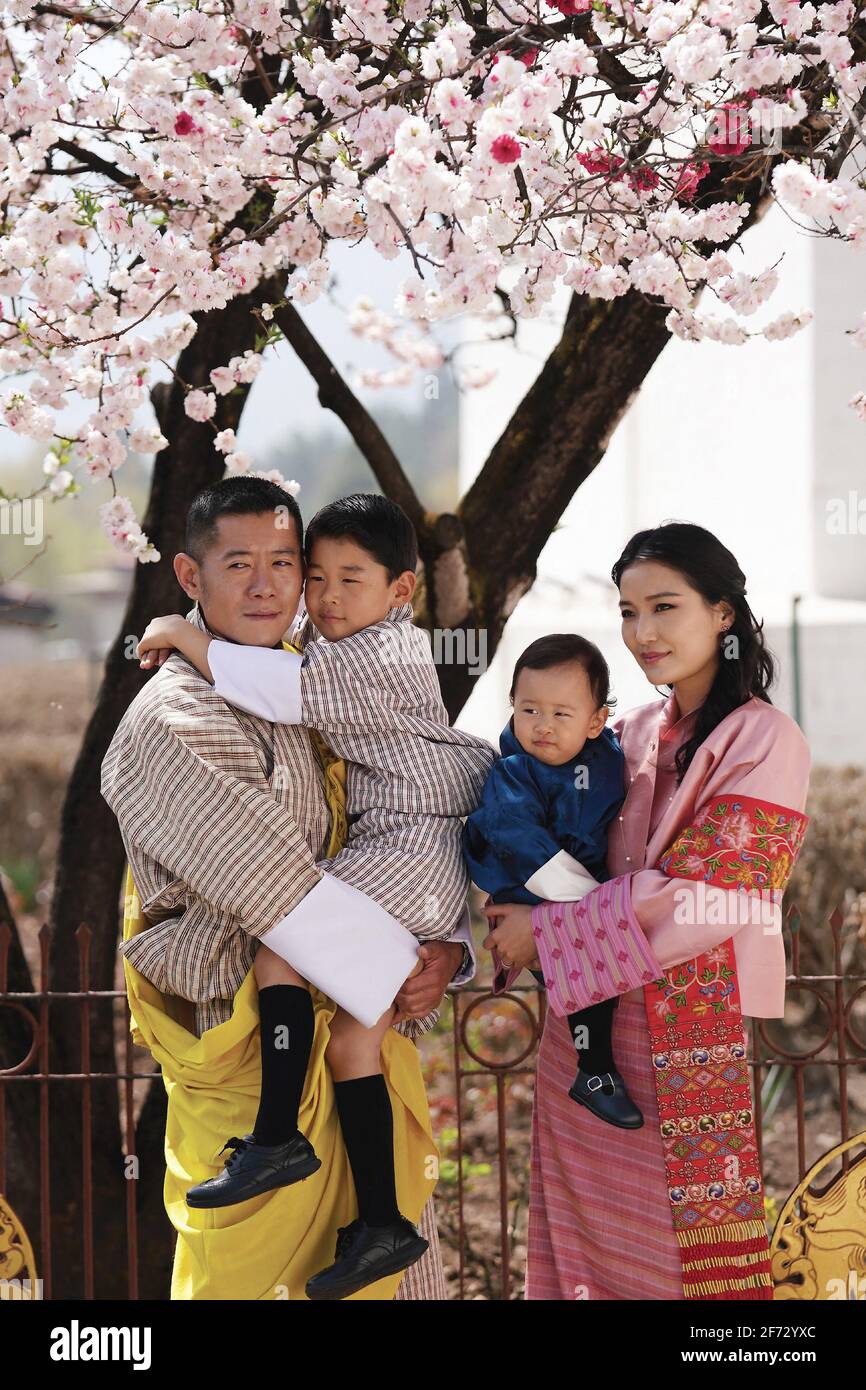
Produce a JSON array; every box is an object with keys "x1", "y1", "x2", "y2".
[
  {"x1": 207, "y1": 601, "x2": 498, "y2": 1037},
  {"x1": 101, "y1": 603, "x2": 483, "y2": 1036},
  {"x1": 102, "y1": 608, "x2": 332, "y2": 1038}
]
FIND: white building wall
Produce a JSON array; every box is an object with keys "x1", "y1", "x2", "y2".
[{"x1": 811, "y1": 236, "x2": 866, "y2": 601}]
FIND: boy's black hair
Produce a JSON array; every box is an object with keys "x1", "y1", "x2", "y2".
[
  {"x1": 509, "y1": 634, "x2": 615, "y2": 712},
  {"x1": 184, "y1": 476, "x2": 303, "y2": 562},
  {"x1": 304, "y1": 493, "x2": 418, "y2": 582}
]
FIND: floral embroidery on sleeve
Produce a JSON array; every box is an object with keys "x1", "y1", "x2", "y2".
[{"x1": 658, "y1": 795, "x2": 808, "y2": 894}]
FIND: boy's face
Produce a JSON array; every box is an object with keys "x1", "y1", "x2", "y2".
[
  {"x1": 512, "y1": 661, "x2": 608, "y2": 766},
  {"x1": 303, "y1": 535, "x2": 416, "y2": 640}
]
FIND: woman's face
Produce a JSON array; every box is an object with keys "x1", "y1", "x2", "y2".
[{"x1": 617, "y1": 560, "x2": 733, "y2": 690}]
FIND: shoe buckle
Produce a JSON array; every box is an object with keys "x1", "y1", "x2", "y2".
[{"x1": 587, "y1": 1072, "x2": 615, "y2": 1093}]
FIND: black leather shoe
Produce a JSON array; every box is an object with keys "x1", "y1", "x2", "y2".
[
  {"x1": 568, "y1": 1068, "x2": 644, "y2": 1129},
  {"x1": 186, "y1": 1131, "x2": 321, "y2": 1208},
  {"x1": 305, "y1": 1216, "x2": 429, "y2": 1301}
]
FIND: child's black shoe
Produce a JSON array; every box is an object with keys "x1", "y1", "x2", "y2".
[
  {"x1": 305, "y1": 1215, "x2": 429, "y2": 1301},
  {"x1": 568, "y1": 1068, "x2": 644, "y2": 1129},
  {"x1": 186, "y1": 1130, "x2": 321, "y2": 1208}
]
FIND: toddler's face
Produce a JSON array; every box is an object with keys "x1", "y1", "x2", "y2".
[
  {"x1": 512, "y1": 661, "x2": 608, "y2": 766},
  {"x1": 303, "y1": 535, "x2": 414, "y2": 640}
]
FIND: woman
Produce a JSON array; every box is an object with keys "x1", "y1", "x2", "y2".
[{"x1": 483, "y1": 522, "x2": 810, "y2": 1301}]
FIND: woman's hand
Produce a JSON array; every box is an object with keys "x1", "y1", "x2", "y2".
[
  {"x1": 480, "y1": 901, "x2": 538, "y2": 971},
  {"x1": 137, "y1": 614, "x2": 189, "y2": 670}
]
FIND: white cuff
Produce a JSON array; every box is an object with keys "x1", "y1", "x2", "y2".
[
  {"x1": 524, "y1": 850, "x2": 600, "y2": 902},
  {"x1": 447, "y1": 903, "x2": 476, "y2": 987},
  {"x1": 209, "y1": 640, "x2": 303, "y2": 724},
  {"x1": 259, "y1": 873, "x2": 420, "y2": 1027}
]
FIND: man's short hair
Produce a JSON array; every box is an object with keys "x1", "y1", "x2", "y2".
[
  {"x1": 304, "y1": 493, "x2": 417, "y2": 582},
  {"x1": 185, "y1": 476, "x2": 303, "y2": 562}
]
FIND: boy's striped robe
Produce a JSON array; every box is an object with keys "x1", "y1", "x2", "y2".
[{"x1": 206, "y1": 600, "x2": 497, "y2": 1035}]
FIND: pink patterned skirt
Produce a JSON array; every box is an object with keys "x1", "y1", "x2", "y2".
[{"x1": 527, "y1": 992, "x2": 684, "y2": 1300}]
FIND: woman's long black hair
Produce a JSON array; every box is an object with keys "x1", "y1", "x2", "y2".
[{"x1": 611, "y1": 521, "x2": 776, "y2": 783}]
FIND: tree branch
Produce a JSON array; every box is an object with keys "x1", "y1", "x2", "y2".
[
  {"x1": 50, "y1": 137, "x2": 141, "y2": 190},
  {"x1": 32, "y1": 2, "x2": 116, "y2": 28},
  {"x1": 273, "y1": 300, "x2": 426, "y2": 533}
]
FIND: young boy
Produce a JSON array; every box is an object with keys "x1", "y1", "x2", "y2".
[
  {"x1": 137, "y1": 493, "x2": 496, "y2": 1300},
  {"x1": 463, "y1": 633, "x2": 643, "y2": 1129}
]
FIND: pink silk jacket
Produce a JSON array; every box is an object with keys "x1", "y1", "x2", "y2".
[{"x1": 494, "y1": 693, "x2": 811, "y2": 1020}]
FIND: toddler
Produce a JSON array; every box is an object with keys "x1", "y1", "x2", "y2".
[{"x1": 463, "y1": 633, "x2": 643, "y2": 1129}]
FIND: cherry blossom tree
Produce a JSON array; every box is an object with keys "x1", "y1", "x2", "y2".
[{"x1": 1, "y1": 0, "x2": 865, "y2": 1294}]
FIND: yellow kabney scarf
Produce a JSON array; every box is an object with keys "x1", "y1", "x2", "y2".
[{"x1": 121, "y1": 676, "x2": 438, "y2": 1300}]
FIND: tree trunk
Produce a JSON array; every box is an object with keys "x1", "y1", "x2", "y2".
[
  {"x1": 0, "y1": 878, "x2": 41, "y2": 1250},
  {"x1": 417, "y1": 290, "x2": 671, "y2": 717}
]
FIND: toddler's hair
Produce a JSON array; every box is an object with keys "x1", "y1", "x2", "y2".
[
  {"x1": 509, "y1": 634, "x2": 616, "y2": 712},
  {"x1": 304, "y1": 493, "x2": 417, "y2": 582}
]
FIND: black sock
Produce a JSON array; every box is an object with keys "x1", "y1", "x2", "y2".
[
  {"x1": 334, "y1": 1074, "x2": 401, "y2": 1227},
  {"x1": 567, "y1": 998, "x2": 617, "y2": 1074},
  {"x1": 253, "y1": 985, "x2": 315, "y2": 1145}
]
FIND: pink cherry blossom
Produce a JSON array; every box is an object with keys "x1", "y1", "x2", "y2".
[
  {"x1": 491, "y1": 134, "x2": 522, "y2": 165},
  {"x1": 849, "y1": 392, "x2": 866, "y2": 422},
  {"x1": 675, "y1": 160, "x2": 710, "y2": 202},
  {"x1": 707, "y1": 103, "x2": 751, "y2": 156},
  {"x1": 99, "y1": 496, "x2": 159, "y2": 563},
  {"x1": 2, "y1": 0, "x2": 866, "y2": 564},
  {"x1": 184, "y1": 390, "x2": 217, "y2": 422}
]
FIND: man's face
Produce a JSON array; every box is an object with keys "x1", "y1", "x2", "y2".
[{"x1": 178, "y1": 511, "x2": 304, "y2": 647}]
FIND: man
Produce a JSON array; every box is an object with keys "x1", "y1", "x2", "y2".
[{"x1": 101, "y1": 474, "x2": 476, "y2": 1299}]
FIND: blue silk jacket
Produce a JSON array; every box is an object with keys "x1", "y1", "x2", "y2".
[{"x1": 462, "y1": 718, "x2": 626, "y2": 905}]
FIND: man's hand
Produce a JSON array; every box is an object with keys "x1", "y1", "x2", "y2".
[{"x1": 393, "y1": 941, "x2": 463, "y2": 1023}]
